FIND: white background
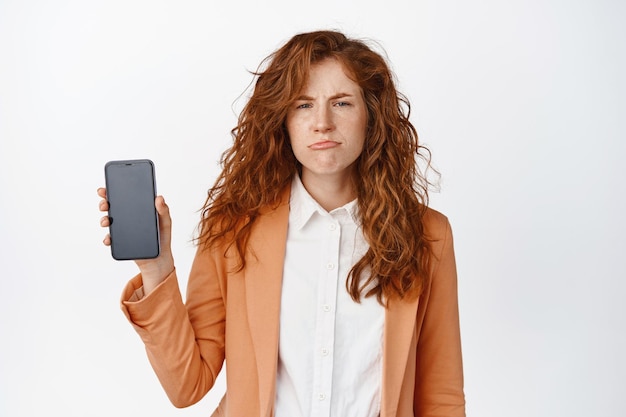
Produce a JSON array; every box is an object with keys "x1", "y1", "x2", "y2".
[{"x1": 1, "y1": 0, "x2": 624, "y2": 416}]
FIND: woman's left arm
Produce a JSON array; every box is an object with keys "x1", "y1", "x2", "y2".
[{"x1": 414, "y1": 217, "x2": 466, "y2": 417}]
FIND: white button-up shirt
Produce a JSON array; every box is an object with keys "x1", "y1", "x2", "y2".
[{"x1": 274, "y1": 175, "x2": 384, "y2": 417}]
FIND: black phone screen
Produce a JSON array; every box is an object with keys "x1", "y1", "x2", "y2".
[{"x1": 104, "y1": 159, "x2": 160, "y2": 260}]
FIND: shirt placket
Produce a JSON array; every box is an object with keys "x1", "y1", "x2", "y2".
[{"x1": 310, "y1": 215, "x2": 341, "y2": 417}]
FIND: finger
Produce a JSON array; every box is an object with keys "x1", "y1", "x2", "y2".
[
  {"x1": 155, "y1": 196, "x2": 172, "y2": 228},
  {"x1": 100, "y1": 215, "x2": 110, "y2": 227},
  {"x1": 99, "y1": 199, "x2": 109, "y2": 212},
  {"x1": 154, "y1": 195, "x2": 172, "y2": 248},
  {"x1": 97, "y1": 187, "x2": 107, "y2": 199},
  {"x1": 103, "y1": 233, "x2": 111, "y2": 246},
  {"x1": 155, "y1": 195, "x2": 169, "y2": 216}
]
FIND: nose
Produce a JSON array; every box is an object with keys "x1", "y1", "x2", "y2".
[{"x1": 313, "y1": 105, "x2": 335, "y2": 133}]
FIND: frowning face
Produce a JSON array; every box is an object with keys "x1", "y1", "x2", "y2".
[{"x1": 286, "y1": 58, "x2": 367, "y2": 185}]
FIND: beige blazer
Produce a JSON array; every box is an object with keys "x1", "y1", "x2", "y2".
[{"x1": 121, "y1": 188, "x2": 465, "y2": 417}]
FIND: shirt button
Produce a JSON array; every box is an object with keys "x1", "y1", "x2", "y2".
[
  {"x1": 318, "y1": 393, "x2": 326, "y2": 401},
  {"x1": 329, "y1": 223, "x2": 337, "y2": 231},
  {"x1": 326, "y1": 263, "x2": 335, "y2": 270},
  {"x1": 322, "y1": 304, "x2": 331, "y2": 312},
  {"x1": 321, "y1": 348, "x2": 329, "y2": 356}
]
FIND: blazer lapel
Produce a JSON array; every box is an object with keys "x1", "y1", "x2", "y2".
[
  {"x1": 381, "y1": 296, "x2": 420, "y2": 416},
  {"x1": 243, "y1": 190, "x2": 290, "y2": 417}
]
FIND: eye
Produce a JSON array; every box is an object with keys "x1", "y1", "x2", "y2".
[
  {"x1": 295, "y1": 103, "x2": 312, "y2": 109},
  {"x1": 334, "y1": 101, "x2": 351, "y2": 107}
]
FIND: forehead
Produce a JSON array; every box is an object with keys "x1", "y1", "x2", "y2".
[{"x1": 301, "y1": 58, "x2": 361, "y2": 93}]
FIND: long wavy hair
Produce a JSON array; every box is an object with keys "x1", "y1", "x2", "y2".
[{"x1": 198, "y1": 30, "x2": 436, "y2": 304}]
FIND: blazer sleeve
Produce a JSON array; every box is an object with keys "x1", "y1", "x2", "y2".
[
  {"x1": 120, "y1": 246, "x2": 226, "y2": 408},
  {"x1": 414, "y1": 216, "x2": 466, "y2": 417}
]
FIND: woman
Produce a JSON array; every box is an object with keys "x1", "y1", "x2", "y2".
[{"x1": 98, "y1": 30, "x2": 465, "y2": 417}]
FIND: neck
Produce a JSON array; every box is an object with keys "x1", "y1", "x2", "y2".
[{"x1": 300, "y1": 170, "x2": 357, "y2": 211}]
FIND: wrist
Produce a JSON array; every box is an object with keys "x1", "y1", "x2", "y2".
[{"x1": 137, "y1": 256, "x2": 174, "y2": 295}]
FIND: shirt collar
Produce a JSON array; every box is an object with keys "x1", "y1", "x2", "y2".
[{"x1": 289, "y1": 175, "x2": 360, "y2": 231}]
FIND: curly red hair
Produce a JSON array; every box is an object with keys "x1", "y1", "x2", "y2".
[{"x1": 198, "y1": 30, "x2": 436, "y2": 303}]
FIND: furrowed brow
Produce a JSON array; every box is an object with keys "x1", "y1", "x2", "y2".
[
  {"x1": 330, "y1": 93, "x2": 353, "y2": 100},
  {"x1": 294, "y1": 93, "x2": 354, "y2": 101}
]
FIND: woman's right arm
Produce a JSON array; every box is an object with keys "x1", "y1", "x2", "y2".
[{"x1": 98, "y1": 187, "x2": 226, "y2": 407}]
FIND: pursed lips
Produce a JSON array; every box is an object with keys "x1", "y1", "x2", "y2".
[{"x1": 308, "y1": 140, "x2": 340, "y2": 150}]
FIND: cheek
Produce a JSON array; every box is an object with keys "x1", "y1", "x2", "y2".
[
  {"x1": 354, "y1": 115, "x2": 368, "y2": 147},
  {"x1": 285, "y1": 115, "x2": 295, "y2": 138},
  {"x1": 285, "y1": 119, "x2": 305, "y2": 147}
]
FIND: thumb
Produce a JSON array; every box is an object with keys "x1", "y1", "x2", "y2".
[
  {"x1": 155, "y1": 195, "x2": 172, "y2": 245},
  {"x1": 155, "y1": 195, "x2": 170, "y2": 218}
]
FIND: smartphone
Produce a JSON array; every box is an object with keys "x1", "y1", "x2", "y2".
[{"x1": 104, "y1": 159, "x2": 160, "y2": 260}]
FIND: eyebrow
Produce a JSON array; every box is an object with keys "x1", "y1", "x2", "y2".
[{"x1": 294, "y1": 93, "x2": 354, "y2": 101}]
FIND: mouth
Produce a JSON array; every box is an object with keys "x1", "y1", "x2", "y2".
[{"x1": 309, "y1": 140, "x2": 340, "y2": 150}]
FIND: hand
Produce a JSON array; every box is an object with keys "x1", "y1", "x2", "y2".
[{"x1": 98, "y1": 187, "x2": 175, "y2": 294}]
